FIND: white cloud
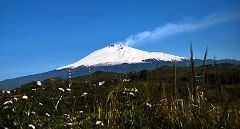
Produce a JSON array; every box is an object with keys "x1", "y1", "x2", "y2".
[{"x1": 117, "y1": 11, "x2": 240, "y2": 46}]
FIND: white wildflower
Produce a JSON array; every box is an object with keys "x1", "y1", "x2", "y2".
[
  {"x1": 46, "y1": 113, "x2": 50, "y2": 117},
  {"x1": 28, "y1": 124, "x2": 35, "y2": 129},
  {"x1": 13, "y1": 97, "x2": 18, "y2": 101},
  {"x1": 64, "y1": 114, "x2": 70, "y2": 117},
  {"x1": 4, "y1": 100, "x2": 13, "y2": 105},
  {"x1": 98, "y1": 81, "x2": 105, "y2": 86},
  {"x1": 25, "y1": 111, "x2": 30, "y2": 116},
  {"x1": 134, "y1": 88, "x2": 138, "y2": 92},
  {"x1": 58, "y1": 88, "x2": 64, "y2": 92},
  {"x1": 31, "y1": 89, "x2": 36, "y2": 91},
  {"x1": 129, "y1": 92, "x2": 135, "y2": 96},
  {"x1": 81, "y1": 92, "x2": 88, "y2": 97},
  {"x1": 6, "y1": 91, "x2": 11, "y2": 94},
  {"x1": 96, "y1": 120, "x2": 104, "y2": 126},
  {"x1": 22, "y1": 95, "x2": 28, "y2": 100},
  {"x1": 66, "y1": 123, "x2": 73, "y2": 127},
  {"x1": 3, "y1": 106, "x2": 9, "y2": 109},
  {"x1": 37, "y1": 81, "x2": 42, "y2": 86},
  {"x1": 39, "y1": 102, "x2": 43, "y2": 106},
  {"x1": 131, "y1": 88, "x2": 138, "y2": 92},
  {"x1": 31, "y1": 111, "x2": 36, "y2": 115},
  {"x1": 79, "y1": 111, "x2": 83, "y2": 114},
  {"x1": 146, "y1": 103, "x2": 152, "y2": 107},
  {"x1": 123, "y1": 79, "x2": 130, "y2": 82},
  {"x1": 66, "y1": 88, "x2": 71, "y2": 92}
]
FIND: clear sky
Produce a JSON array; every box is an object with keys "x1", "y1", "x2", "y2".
[{"x1": 0, "y1": 0, "x2": 240, "y2": 81}]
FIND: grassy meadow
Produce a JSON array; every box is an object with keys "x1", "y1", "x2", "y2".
[{"x1": 1, "y1": 49, "x2": 240, "y2": 129}]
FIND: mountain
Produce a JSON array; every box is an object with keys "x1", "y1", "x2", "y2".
[
  {"x1": 57, "y1": 44, "x2": 185, "y2": 69},
  {"x1": 0, "y1": 44, "x2": 239, "y2": 90}
]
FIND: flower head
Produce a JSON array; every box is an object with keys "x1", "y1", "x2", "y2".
[
  {"x1": 96, "y1": 120, "x2": 104, "y2": 126},
  {"x1": 46, "y1": 113, "x2": 50, "y2": 117},
  {"x1": 146, "y1": 103, "x2": 152, "y2": 107},
  {"x1": 66, "y1": 123, "x2": 73, "y2": 127},
  {"x1": 98, "y1": 81, "x2": 105, "y2": 86},
  {"x1": 22, "y1": 95, "x2": 28, "y2": 100},
  {"x1": 81, "y1": 92, "x2": 88, "y2": 97},
  {"x1": 129, "y1": 92, "x2": 135, "y2": 96},
  {"x1": 58, "y1": 88, "x2": 64, "y2": 92},
  {"x1": 66, "y1": 88, "x2": 71, "y2": 92},
  {"x1": 4, "y1": 100, "x2": 13, "y2": 105},
  {"x1": 28, "y1": 124, "x2": 35, "y2": 129},
  {"x1": 37, "y1": 81, "x2": 42, "y2": 86}
]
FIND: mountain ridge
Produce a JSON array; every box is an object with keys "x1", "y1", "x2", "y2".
[{"x1": 57, "y1": 44, "x2": 185, "y2": 70}]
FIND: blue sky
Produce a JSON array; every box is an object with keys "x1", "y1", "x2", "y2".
[{"x1": 0, "y1": 0, "x2": 240, "y2": 80}]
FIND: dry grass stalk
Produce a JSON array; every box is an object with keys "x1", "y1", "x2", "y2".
[
  {"x1": 202, "y1": 47, "x2": 208, "y2": 87},
  {"x1": 190, "y1": 42, "x2": 197, "y2": 102}
]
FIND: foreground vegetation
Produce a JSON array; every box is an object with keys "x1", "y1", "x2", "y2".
[{"x1": 1, "y1": 49, "x2": 240, "y2": 128}]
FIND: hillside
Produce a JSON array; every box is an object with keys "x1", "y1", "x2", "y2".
[{"x1": 1, "y1": 63, "x2": 240, "y2": 128}]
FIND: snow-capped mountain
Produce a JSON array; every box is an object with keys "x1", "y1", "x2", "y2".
[
  {"x1": 57, "y1": 44, "x2": 185, "y2": 70},
  {"x1": 1, "y1": 43, "x2": 239, "y2": 90}
]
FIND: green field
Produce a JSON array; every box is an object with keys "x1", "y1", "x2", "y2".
[{"x1": 1, "y1": 62, "x2": 240, "y2": 129}]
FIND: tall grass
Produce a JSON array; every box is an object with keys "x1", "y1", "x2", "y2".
[
  {"x1": 202, "y1": 47, "x2": 208, "y2": 87},
  {"x1": 190, "y1": 42, "x2": 197, "y2": 103}
]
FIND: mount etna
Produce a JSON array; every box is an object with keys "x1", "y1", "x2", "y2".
[{"x1": 0, "y1": 44, "x2": 239, "y2": 89}]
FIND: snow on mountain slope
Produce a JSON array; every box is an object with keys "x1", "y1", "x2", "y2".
[{"x1": 57, "y1": 44, "x2": 185, "y2": 70}]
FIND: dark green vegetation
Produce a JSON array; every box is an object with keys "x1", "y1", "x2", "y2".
[
  {"x1": 1, "y1": 62, "x2": 240, "y2": 128},
  {"x1": 1, "y1": 58, "x2": 239, "y2": 90}
]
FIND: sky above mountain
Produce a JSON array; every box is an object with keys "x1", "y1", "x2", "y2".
[{"x1": 0, "y1": 0, "x2": 240, "y2": 80}]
